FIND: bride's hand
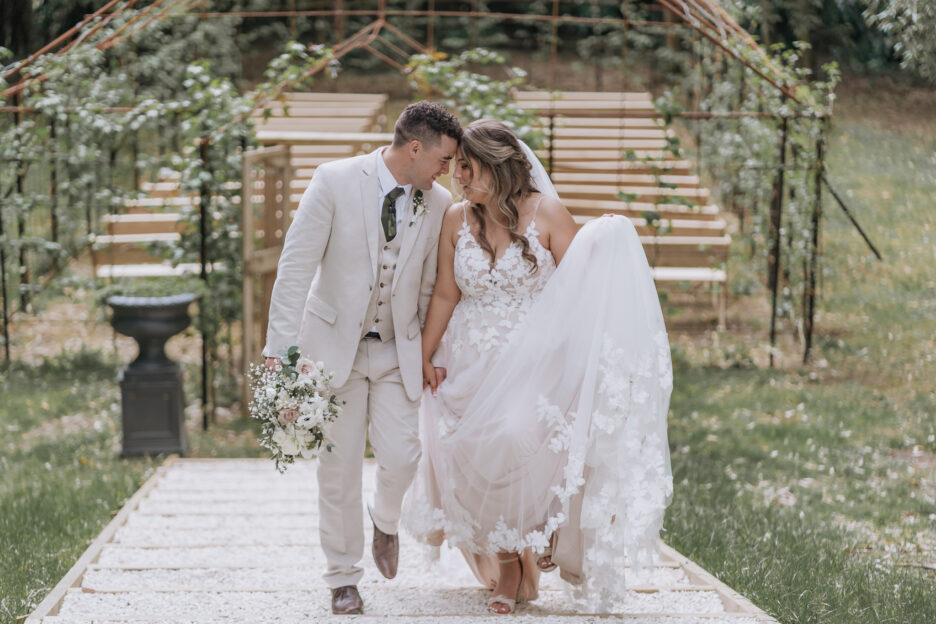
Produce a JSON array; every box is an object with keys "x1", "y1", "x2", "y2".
[{"x1": 422, "y1": 360, "x2": 447, "y2": 395}]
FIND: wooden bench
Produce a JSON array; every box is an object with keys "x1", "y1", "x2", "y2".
[
  {"x1": 95, "y1": 93, "x2": 388, "y2": 280},
  {"x1": 519, "y1": 90, "x2": 729, "y2": 327},
  {"x1": 552, "y1": 172, "x2": 702, "y2": 187}
]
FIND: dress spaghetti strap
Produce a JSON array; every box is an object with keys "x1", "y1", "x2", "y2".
[{"x1": 529, "y1": 193, "x2": 546, "y2": 230}]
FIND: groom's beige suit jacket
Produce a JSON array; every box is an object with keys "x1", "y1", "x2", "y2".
[{"x1": 262, "y1": 148, "x2": 451, "y2": 401}]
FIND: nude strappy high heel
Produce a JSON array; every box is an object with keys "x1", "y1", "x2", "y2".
[
  {"x1": 489, "y1": 555, "x2": 523, "y2": 614},
  {"x1": 536, "y1": 532, "x2": 558, "y2": 572}
]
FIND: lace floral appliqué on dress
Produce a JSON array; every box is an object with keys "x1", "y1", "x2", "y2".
[
  {"x1": 404, "y1": 213, "x2": 672, "y2": 611},
  {"x1": 449, "y1": 216, "x2": 555, "y2": 357}
]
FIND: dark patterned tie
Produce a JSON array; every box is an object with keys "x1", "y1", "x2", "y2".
[{"x1": 381, "y1": 187, "x2": 404, "y2": 241}]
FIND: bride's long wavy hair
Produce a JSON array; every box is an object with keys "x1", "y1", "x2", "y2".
[{"x1": 458, "y1": 119, "x2": 539, "y2": 273}]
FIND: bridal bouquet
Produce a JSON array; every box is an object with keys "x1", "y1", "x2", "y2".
[{"x1": 248, "y1": 346, "x2": 342, "y2": 472}]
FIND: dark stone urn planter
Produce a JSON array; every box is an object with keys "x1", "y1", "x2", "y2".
[{"x1": 107, "y1": 293, "x2": 198, "y2": 456}]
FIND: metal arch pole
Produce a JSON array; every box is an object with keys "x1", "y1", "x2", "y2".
[
  {"x1": 199, "y1": 139, "x2": 211, "y2": 430},
  {"x1": 803, "y1": 127, "x2": 824, "y2": 363},
  {"x1": 821, "y1": 176, "x2": 882, "y2": 261},
  {"x1": 768, "y1": 109, "x2": 789, "y2": 368},
  {"x1": 549, "y1": 0, "x2": 559, "y2": 92},
  {"x1": 0, "y1": 187, "x2": 8, "y2": 364}
]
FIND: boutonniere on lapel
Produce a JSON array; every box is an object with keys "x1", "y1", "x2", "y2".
[{"x1": 408, "y1": 190, "x2": 426, "y2": 227}]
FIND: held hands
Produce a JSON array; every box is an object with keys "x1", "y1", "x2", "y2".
[
  {"x1": 265, "y1": 357, "x2": 281, "y2": 373},
  {"x1": 422, "y1": 359, "x2": 447, "y2": 395}
]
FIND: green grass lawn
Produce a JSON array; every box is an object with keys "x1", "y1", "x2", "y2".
[
  {"x1": 664, "y1": 81, "x2": 936, "y2": 622},
  {"x1": 0, "y1": 348, "x2": 263, "y2": 623}
]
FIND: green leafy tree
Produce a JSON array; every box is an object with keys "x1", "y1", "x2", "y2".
[
  {"x1": 865, "y1": 0, "x2": 936, "y2": 85},
  {"x1": 407, "y1": 48, "x2": 542, "y2": 147}
]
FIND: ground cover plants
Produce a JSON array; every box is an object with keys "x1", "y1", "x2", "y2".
[{"x1": 663, "y1": 80, "x2": 936, "y2": 622}]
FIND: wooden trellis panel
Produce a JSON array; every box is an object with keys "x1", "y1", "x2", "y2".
[{"x1": 241, "y1": 144, "x2": 291, "y2": 396}]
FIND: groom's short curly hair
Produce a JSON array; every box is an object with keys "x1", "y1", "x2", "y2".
[{"x1": 392, "y1": 101, "x2": 462, "y2": 148}]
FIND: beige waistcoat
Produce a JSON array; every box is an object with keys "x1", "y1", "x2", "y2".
[{"x1": 362, "y1": 226, "x2": 403, "y2": 342}]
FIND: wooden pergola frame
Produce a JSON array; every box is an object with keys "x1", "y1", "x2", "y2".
[
  {"x1": 1, "y1": 0, "x2": 859, "y2": 395},
  {"x1": 3, "y1": 1, "x2": 809, "y2": 106}
]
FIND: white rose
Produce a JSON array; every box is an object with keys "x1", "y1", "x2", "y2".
[
  {"x1": 265, "y1": 387, "x2": 276, "y2": 399},
  {"x1": 272, "y1": 427, "x2": 287, "y2": 447},
  {"x1": 280, "y1": 434, "x2": 300, "y2": 456},
  {"x1": 308, "y1": 393, "x2": 327, "y2": 412},
  {"x1": 272, "y1": 428, "x2": 300, "y2": 456}
]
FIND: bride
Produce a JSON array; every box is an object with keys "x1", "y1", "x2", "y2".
[{"x1": 403, "y1": 119, "x2": 673, "y2": 614}]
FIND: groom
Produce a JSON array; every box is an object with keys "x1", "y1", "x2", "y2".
[{"x1": 262, "y1": 101, "x2": 461, "y2": 614}]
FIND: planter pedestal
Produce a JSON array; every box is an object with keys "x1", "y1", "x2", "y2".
[{"x1": 107, "y1": 294, "x2": 198, "y2": 456}]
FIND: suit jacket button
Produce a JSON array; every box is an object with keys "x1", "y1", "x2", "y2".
[
  {"x1": 383, "y1": 264, "x2": 388, "y2": 269},
  {"x1": 374, "y1": 318, "x2": 380, "y2": 323},
  {"x1": 377, "y1": 301, "x2": 383, "y2": 306},
  {"x1": 380, "y1": 282, "x2": 385, "y2": 288}
]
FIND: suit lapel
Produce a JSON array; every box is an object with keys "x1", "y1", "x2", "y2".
[
  {"x1": 392, "y1": 191, "x2": 427, "y2": 292},
  {"x1": 360, "y1": 150, "x2": 381, "y2": 280}
]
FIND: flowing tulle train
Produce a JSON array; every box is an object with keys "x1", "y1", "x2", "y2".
[{"x1": 404, "y1": 216, "x2": 672, "y2": 610}]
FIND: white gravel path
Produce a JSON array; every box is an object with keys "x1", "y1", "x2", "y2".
[
  {"x1": 43, "y1": 617, "x2": 765, "y2": 624},
  {"x1": 34, "y1": 458, "x2": 777, "y2": 624}
]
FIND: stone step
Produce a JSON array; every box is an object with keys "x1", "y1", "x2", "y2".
[
  {"x1": 29, "y1": 458, "x2": 773, "y2": 624},
  {"x1": 111, "y1": 527, "x2": 320, "y2": 547},
  {"x1": 122, "y1": 513, "x2": 317, "y2": 530},
  {"x1": 79, "y1": 566, "x2": 693, "y2": 593},
  {"x1": 43, "y1": 617, "x2": 766, "y2": 624},
  {"x1": 136, "y1": 499, "x2": 318, "y2": 515},
  {"x1": 53, "y1": 587, "x2": 731, "y2": 620},
  {"x1": 144, "y1": 488, "x2": 316, "y2": 501}
]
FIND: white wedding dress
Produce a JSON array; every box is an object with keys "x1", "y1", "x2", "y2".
[{"x1": 403, "y1": 198, "x2": 673, "y2": 609}]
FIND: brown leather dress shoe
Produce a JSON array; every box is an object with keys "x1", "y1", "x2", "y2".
[
  {"x1": 331, "y1": 585, "x2": 364, "y2": 615},
  {"x1": 372, "y1": 521, "x2": 399, "y2": 579}
]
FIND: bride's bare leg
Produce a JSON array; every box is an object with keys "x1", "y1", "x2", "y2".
[{"x1": 489, "y1": 552, "x2": 523, "y2": 614}]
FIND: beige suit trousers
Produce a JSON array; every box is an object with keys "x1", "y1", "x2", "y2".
[{"x1": 317, "y1": 335, "x2": 420, "y2": 589}]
